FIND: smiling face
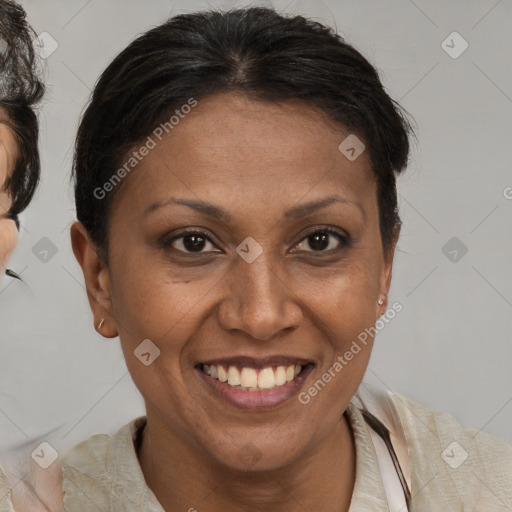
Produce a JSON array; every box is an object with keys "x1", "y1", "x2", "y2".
[
  {"x1": 72, "y1": 93, "x2": 397, "y2": 472},
  {"x1": 0, "y1": 108, "x2": 19, "y2": 275}
]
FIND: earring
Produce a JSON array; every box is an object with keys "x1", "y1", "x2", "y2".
[
  {"x1": 97, "y1": 318, "x2": 105, "y2": 330},
  {"x1": 378, "y1": 297, "x2": 385, "y2": 316}
]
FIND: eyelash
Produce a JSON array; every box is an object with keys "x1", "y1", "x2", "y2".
[
  {"x1": 162, "y1": 227, "x2": 350, "y2": 255},
  {"x1": 291, "y1": 227, "x2": 350, "y2": 253}
]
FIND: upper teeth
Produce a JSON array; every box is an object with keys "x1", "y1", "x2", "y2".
[{"x1": 202, "y1": 364, "x2": 302, "y2": 391}]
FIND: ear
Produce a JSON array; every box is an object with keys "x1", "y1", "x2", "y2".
[
  {"x1": 377, "y1": 223, "x2": 401, "y2": 316},
  {"x1": 70, "y1": 221, "x2": 118, "y2": 338}
]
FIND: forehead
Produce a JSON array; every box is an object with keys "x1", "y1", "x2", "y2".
[{"x1": 113, "y1": 93, "x2": 376, "y2": 216}]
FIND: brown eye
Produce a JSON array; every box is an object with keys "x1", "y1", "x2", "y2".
[
  {"x1": 165, "y1": 230, "x2": 220, "y2": 254},
  {"x1": 291, "y1": 228, "x2": 349, "y2": 253}
]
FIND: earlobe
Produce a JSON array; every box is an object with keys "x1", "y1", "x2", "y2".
[{"x1": 70, "y1": 221, "x2": 118, "y2": 338}]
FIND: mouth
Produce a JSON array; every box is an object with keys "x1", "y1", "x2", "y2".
[{"x1": 195, "y1": 357, "x2": 315, "y2": 410}]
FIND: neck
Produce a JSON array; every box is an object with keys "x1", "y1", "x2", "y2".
[{"x1": 137, "y1": 410, "x2": 356, "y2": 512}]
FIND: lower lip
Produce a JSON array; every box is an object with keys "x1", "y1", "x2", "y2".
[{"x1": 196, "y1": 365, "x2": 314, "y2": 411}]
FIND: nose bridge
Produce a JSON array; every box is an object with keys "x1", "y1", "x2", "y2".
[
  {"x1": 242, "y1": 249, "x2": 281, "y2": 304},
  {"x1": 218, "y1": 246, "x2": 302, "y2": 340}
]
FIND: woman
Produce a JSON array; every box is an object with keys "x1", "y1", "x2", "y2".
[
  {"x1": 65, "y1": 7, "x2": 511, "y2": 511},
  {"x1": 0, "y1": 2, "x2": 54, "y2": 511},
  {"x1": 0, "y1": 0, "x2": 43, "y2": 280}
]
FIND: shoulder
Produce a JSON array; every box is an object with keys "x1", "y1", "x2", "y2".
[
  {"x1": 390, "y1": 392, "x2": 512, "y2": 510},
  {"x1": 0, "y1": 467, "x2": 14, "y2": 512},
  {"x1": 63, "y1": 416, "x2": 145, "y2": 468},
  {"x1": 61, "y1": 417, "x2": 150, "y2": 510},
  {"x1": 390, "y1": 392, "x2": 512, "y2": 467}
]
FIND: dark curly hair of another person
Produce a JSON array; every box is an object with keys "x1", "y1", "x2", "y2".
[{"x1": 0, "y1": 0, "x2": 44, "y2": 215}]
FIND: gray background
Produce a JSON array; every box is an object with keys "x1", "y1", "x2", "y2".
[{"x1": 1, "y1": 0, "x2": 511, "y2": 459}]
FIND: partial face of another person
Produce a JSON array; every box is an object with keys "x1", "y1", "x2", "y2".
[
  {"x1": 73, "y1": 93, "x2": 396, "y2": 471},
  {"x1": 0, "y1": 108, "x2": 19, "y2": 275}
]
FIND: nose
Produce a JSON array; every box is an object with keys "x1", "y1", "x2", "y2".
[{"x1": 216, "y1": 250, "x2": 303, "y2": 341}]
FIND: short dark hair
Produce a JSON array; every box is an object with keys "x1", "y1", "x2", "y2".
[
  {"x1": 73, "y1": 7, "x2": 411, "y2": 257},
  {"x1": 0, "y1": 0, "x2": 44, "y2": 214}
]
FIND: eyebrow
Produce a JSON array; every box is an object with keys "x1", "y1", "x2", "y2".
[{"x1": 144, "y1": 194, "x2": 365, "y2": 221}]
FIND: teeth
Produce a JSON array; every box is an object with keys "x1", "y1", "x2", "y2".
[
  {"x1": 218, "y1": 366, "x2": 228, "y2": 382},
  {"x1": 258, "y1": 367, "x2": 275, "y2": 389},
  {"x1": 240, "y1": 367, "x2": 258, "y2": 388},
  {"x1": 228, "y1": 366, "x2": 241, "y2": 386},
  {"x1": 201, "y1": 363, "x2": 305, "y2": 391},
  {"x1": 275, "y1": 366, "x2": 287, "y2": 386}
]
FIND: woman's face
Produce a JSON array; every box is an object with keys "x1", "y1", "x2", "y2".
[
  {"x1": 0, "y1": 110, "x2": 19, "y2": 276},
  {"x1": 73, "y1": 93, "x2": 396, "y2": 470}
]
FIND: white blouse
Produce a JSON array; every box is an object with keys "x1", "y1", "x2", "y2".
[
  {"x1": 60, "y1": 392, "x2": 512, "y2": 511},
  {"x1": 1, "y1": 392, "x2": 511, "y2": 511}
]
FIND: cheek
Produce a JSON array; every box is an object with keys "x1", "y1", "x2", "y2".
[
  {"x1": 0, "y1": 220, "x2": 18, "y2": 272},
  {"x1": 294, "y1": 267, "x2": 379, "y2": 414},
  {"x1": 298, "y1": 255, "x2": 381, "y2": 323},
  {"x1": 293, "y1": 257, "x2": 381, "y2": 385},
  {"x1": 108, "y1": 248, "x2": 210, "y2": 385},
  {"x1": 111, "y1": 266, "x2": 205, "y2": 339},
  {"x1": 109, "y1": 263, "x2": 205, "y2": 423},
  {"x1": 311, "y1": 279, "x2": 376, "y2": 378}
]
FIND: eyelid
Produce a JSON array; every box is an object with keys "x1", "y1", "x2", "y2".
[
  {"x1": 291, "y1": 226, "x2": 350, "y2": 252},
  {"x1": 161, "y1": 225, "x2": 349, "y2": 255},
  {"x1": 161, "y1": 228, "x2": 222, "y2": 253}
]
